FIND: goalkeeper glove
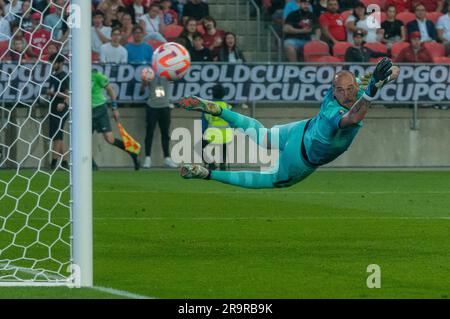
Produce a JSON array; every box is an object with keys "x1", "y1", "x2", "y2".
[{"x1": 365, "y1": 57, "x2": 393, "y2": 98}]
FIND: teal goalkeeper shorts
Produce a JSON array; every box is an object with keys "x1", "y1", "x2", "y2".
[{"x1": 271, "y1": 119, "x2": 317, "y2": 188}]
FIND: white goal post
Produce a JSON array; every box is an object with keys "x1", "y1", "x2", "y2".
[{"x1": 0, "y1": 0, "x2": 92, "y2": 287}]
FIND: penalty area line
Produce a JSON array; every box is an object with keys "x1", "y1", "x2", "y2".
[{"x1": 90, "y1": 286, "x2": 154, "y2": 299}]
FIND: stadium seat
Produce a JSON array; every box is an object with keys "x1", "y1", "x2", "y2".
[
  {"x1": 303, "y1": 40, "x2": 330, "y2": 62},
  {"x1": 312, "y1": 56, "x2": 342, "y2": 63},
  {"x1": 333, "y1": 41, "x2": 352, "y2": 60},
  {"x1": 391, "y1": 41, "x2": 410, "y2": 59},
  {"x1": 426, "y1": 12, "x2": 444, "y2": 24},
  {"x1": 423, "y1": 42, "x2": 445, "y2": 59},
  {"x1": 433, "y1": 56, "x2": 450, "y2": 64},
  {"x1": 148, "y1": 39, "x2": 164, "y2": 50},
  {"x1": 91, "y1": 51, "x2": 99, "y2": 63},
  {"x1": 361, "y1": 0, "x2": 384, "y2": 9},
  {"x1": 364, "y1": 42, "x2": 388, "y2": 54},
  {"x1": 0, "y1": 40, "x2": 9, "y2": 59},
  {"x1": 162, "y1": 24, "x2": 183, "y2": 41},
  {"x1": 341, "y1": 10, "x2": 352, "y2": 22},
  {"x1": 396, "y1": 12, "x2": 416, "y2": 25}
]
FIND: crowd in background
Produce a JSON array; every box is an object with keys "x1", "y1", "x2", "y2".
[
  {"x1": 257, "y1": 0, "x2": 450, "y2": 63},
  {"x1": 0, "y1": 0, "x2": 247, "y2": 64}
]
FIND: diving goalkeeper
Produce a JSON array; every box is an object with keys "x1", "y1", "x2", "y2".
[{"x1": 176, "y1": 58, "x2": 399, "y2": 189}]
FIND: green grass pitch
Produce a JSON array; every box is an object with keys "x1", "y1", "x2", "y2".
[{"x1": 0, "y1": 169, "x2": 449, "y2": 299}]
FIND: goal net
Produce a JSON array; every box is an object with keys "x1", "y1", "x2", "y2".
[{"x1": 0, "y1": 0, "x2": 91, "y2": 287}]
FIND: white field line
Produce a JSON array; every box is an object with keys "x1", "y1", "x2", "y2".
[{"x1": 0, "y1": 262, "x2": 154, "y2": 299}]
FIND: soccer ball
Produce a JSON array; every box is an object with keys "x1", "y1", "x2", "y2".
[
  {"x1": 152, "y1": 42, "x2": 191, "y2": 81},
  {"x1": 141, "y1": 66, "x2": 155, "y2": 82}
]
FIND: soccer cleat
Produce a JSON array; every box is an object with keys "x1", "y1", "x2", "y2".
[
  {"x1": 174, "y1": 96, "x2": 222, "y2": 115},
  {"x1": 130, "y1": 153, "x2": 140, "y2": 171},
  {"x1": 164, "y1": 157, "x2": 178, "y2": 168},
  {"x1": 143, "y1": 156, "x2": 151, "y2": 169},
  {"x1": 180, "y1": 164, "x2": 210, "y2": 179}
]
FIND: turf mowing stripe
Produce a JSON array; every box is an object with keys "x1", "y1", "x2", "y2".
[
  {"x1": 91, "y1": 190, "x2": 450, "y2": 195},
  {"x1": 93, "y1": 216, "x2": 450, "y2": 220}
]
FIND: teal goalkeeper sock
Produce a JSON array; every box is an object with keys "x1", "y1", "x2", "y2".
[{"x1": 210, "y1": 170, "x2": 277, "y2": 189}]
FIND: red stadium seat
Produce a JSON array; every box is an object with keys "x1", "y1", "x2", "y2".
[
  {"x1": 361, "y1": 0, "x2": 384, "y2": 9},
  {"x1": 312, "y1": 56, "x2": 342, "y2": 63},
  {"x1": 147, "y1": 39, "x2": 164, "y2": 50},
  {"x1": 433, "y1": 56, "x2": 450, "y2": 64},
  {"x1": 0, "y1": 40, "x2": 9, "y2": 59},
  {"x1": 364, "y1": 42, "x2": 388, "y2": 54},
  {"x1": 333, "y1": 41, "x2": 352, "y2": 60},
  {"x1": 341, "y1": 10, "x2": 352, "y2": 22},
  {"x1": 391, "y1": 41, "x2": 410, "y2": 59},
  {"x1": 396, "y1": 11, "x2": 416, "y2": 25},
  {"x1": 91, "y1": 51, "x2": 99, "y2": 63},
  {"x1": 426, "y1": 11, "x2": 444, "y2": 25},
  {"x1": 303, "y1": 40, "x2": 330, "y2": 62},
  {"x1": 162, "y1": 24, "x2": 183, "y2": 41},
  {"x1": 423, "y1": 42, "x2": 445, "y2": 59}
]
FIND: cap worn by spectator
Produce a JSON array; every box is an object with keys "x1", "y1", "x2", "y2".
[{"x1": 31, "y1": 12, "x2": 42, "y2": 20}]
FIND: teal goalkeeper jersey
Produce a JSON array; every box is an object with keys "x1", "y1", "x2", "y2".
[{"x1": 303, "y1": 87, "x2": 364, "y2": 166}]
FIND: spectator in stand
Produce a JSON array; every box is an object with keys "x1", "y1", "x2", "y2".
[
  {"x1": 31, "y1": 0, "x2": 47, "y2": 12},
  {"x1": 20, "y1": 0, "x2": 33, "y2": 32},
  {"x1": 346, "y1": 1, "x2": 380, "y2": 44},
  {"x1": 98, "y1": 0, "x2": 125, "y2": 27},
  {"x1": 345, "y1": 28, "x2": 388, "y2": 62},
  {"x1": 91, "y1": 10, "x2": 112, "y2": 55},
  {"x1": 312, "y1": 0, "x2": 328, "y2": 18},
  {"x1": 4, "y1": 0, "x2": 23, "y2": 24},
  {"x1": 319, "y1": 0, "x2": 346, "y2": 47},
  {"x1": 217, "y1": 32, "x2": 246, "y2": 63},
  {"x1": 436, "y1": 1, "x2": 450, "y2": 55},
  {"x1": 125, "y1": 0, "x2": 146, "y2": 24},
  {"x1": 182, "y1": 0, "x2": 209, "y2": 24},
  {"x1": 42, "y1": 41, "x2": 59, "y2": 61},
  {"x1": 0, "y1": 5, "x2": 11, "y2": 42},
  {"x1": 44, "y1": 4, "x2": 64, "y2": 40},
  {"x1": 139, "y1": 3, "x2": 168, "y2": 43},
  {"x1": 283, "y1": 0, "x2": 300, "y2": 20},
  {"x1": 385, "y1": 0, "x2": 412, "y2": 13},
  {"x1": 100, "y1": 27, "x2": 128, "y2": 63},
  {"x1": 119, "y1": 13, "x2": 134, "y2": 44},
  {"x1": 190, "y1": 32, "x2": 212, "y2": 61},
  {"x1": 394, "y1": 30, "x2": 433, "y2": 62},
  {"x1": 24, "y1": 12, "x2": 51, "y2": 59},
  {"x1": 407, "y1": 3, "x2": 437, "y2": 42},
  {"x1": 380, "y1": 5, "x2": 406, "y2": 49},
  {"x1": 283, "y1": 0, "x2": 315, "y2": 62},
  {"x1": 125, "y1": 25, "x2": 154, "y2": 64},
  {"x1": 161, "y1": 0, "x2": 178, "y2": 25},
  {"x1": 176, "y1": 16, "x2": 197, "y2": 52},
  {"x1": 202, "y1": 16, "x2": 225, "y2": 59},
  {"x1": 9, "y1": 36, "x2": 31, "y2": 62},
  {"x1": 411, "y1": 0, "x2": 444, "y2": 13}
]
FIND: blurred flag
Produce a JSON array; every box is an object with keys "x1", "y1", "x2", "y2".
[{"x1": 117, "y1": 122, "x2": 141, "y2": 155}]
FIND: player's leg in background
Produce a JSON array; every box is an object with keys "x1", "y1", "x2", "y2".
[
  {"x1": 158, "y1": 107, "x2": 177, "y2": 168},
  {"x1": 144, "y1": 106, "x2": 158, "y2": 168}
]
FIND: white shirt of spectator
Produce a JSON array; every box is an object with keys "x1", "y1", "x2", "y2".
[
  {"x1": 0, "y1": 17, "x2": 11, "y2": 41},
  {"x1": 346, "y1": 15, "x2": 378, "y2": 44},
  {"x1": 134, "y1": 4, "x2": 144, "y2": 19},
  {"x1": 140, "y1": 14, "x2": 161, "y2": 34},
  {"x1": 5, "y1": 0, "x2": 23, "y2": 23},
  {"x1": 417, "y1": 19, "x2": 432, "y2": 42},
  {"x1": 91, "y1": 26, "x2": 112, "y2": 53},
  {"x1": 436, "y1": 14, "x2": 450, "y2": 42},
  {"x1": 100, "y1": 42, "x2": 128, "y2": 63}
]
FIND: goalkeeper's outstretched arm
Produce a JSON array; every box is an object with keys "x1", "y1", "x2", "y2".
[{"x1": 340, "y1": 62, "x2": 399, "y2": 128}]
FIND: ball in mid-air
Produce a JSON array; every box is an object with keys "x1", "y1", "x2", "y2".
[
  {"x1": 152, "y1": 42, "x2": 191, "y2": 81},
  {"x1": 141, "y1": 66, "x2": 155, "y2": 82}
]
